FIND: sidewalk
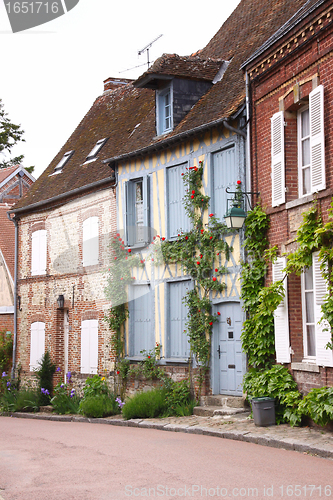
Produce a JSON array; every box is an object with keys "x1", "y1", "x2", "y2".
[{"x1": 5, "y1": 410, "x2": 333, "y2": 460}]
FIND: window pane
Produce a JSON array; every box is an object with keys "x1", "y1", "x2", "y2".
[
  {"x1": 307, "y1": 325, "x2": 316, "y2": 357},
  {"x1": 302, "y1": 138, "x2": 310, "y2": 167},
  {"x1": 304, "y1": 266, "x2": 313, "y2": 290},
  {"x1": 305, "y1": 291, "x2": 314, "y2": 323},
  {"x1": 301, "y1": 108, "x2": 310, "y2": 138}
]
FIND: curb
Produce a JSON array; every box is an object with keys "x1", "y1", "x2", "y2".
[{"x1": 3, "y1": 412, "x2": 333, "y2": 460}]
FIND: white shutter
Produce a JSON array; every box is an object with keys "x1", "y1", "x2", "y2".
[
  {"x1": 273, "y1": 257, "x2": 290, "y2": 363},
  {"x1": 83, "y1": 217, "x2": 99, "y2": 267},
  {"x1": 80, "y1": 319, "x2": 98, "y2": 374},
  {"x1": 30, "y1": 322, "x2": 45, "y2": 370},
  {"x1": 313, "y1": 252, "x2": 333, "y2": 367},
  {"x1": 309, "y1": 85, "x2": 325, "y2": 192},
  {"x1": 271, "y1": 111, "x2": 285, "y2": 207},
  {"x1": 31, "y1": 230, "x2": 47, "y2": 276}
]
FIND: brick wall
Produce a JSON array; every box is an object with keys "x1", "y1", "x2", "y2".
[
  {"x1": 247, "y1": 3, "x2": 333, "y2": 391},
  {"x1": 0, "y1": 314, "x2": 14, "y2": 334},
  {"x1": 16, "y1": 185, "x2": 118, "y2": 387}
]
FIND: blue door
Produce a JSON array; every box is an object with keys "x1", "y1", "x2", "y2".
[{"x1": 213, "y1": 302, "x2": 244, "y2": 395}]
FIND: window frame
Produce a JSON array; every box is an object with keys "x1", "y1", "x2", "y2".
[
  {"x1": 128, "y1": 284, "x2": 153, "y2": 358},
  {"x1": 156, "y1": 83, "x2": 173, "y2": 136},
  {"x1": 85, "y1": 138, "x2": 108, "y2": 163},
  {"x1": 53, "y1": 150, "x2": 74, "y2": 174},
  {"x1": 211, "y1": 144, "x2": 237, "y2": 221},
  {"x1": 125, "y1": 176, "x2": 150, "y2": 248},
  {"x1": 301, "y1": 265, "x2": 316, "y2": 361},
  {"x1": 166, "y1": 162, "x2": 190, "y2": 240},
  {"x1": 166, "y1": 279, "x2": 192, "y2": 360},
  {"x1": 297, "y1": 105, "x2": 311, "y2": 197}
]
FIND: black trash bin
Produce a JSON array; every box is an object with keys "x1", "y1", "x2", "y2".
[{"x1": 251, "y1": 397, "x2": 276, "y2": 426}]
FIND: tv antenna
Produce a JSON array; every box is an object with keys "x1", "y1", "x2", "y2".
[
  {"x1": 138, "y1": 34, "x2": 163, "y2": 69},
  {"x1": 119, "y1": 34, "x2": 163, "y2": 74}
]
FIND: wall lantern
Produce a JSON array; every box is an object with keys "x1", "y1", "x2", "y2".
[
  {"x1": 224, "y1": 181, "x2": 259, "y2": 229},
  {"x1": 57, "y1": 294, "x2": 65, "y2": 309}
]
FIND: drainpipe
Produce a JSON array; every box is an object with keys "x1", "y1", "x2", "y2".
[
  {"x1": 245, "y1": 70, "x2": 252, "y2": 199},
  {"x1": 7, "y1": 212, "x2": 19, "y2": 379}
]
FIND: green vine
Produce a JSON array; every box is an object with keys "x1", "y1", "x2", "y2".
[{"x1": 161, "y1": 161, "x2": 234, "y2": 397}]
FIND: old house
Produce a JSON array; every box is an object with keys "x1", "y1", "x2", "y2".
[
  {"x1": 242, "y1": 0, "x2": 333, "y2": 392},
  {"x1": 9, "y1": 0, "x2": 311, "y2": 396},
  {"x1": 0, "y1": 165, "x2": 34, "y2": 335}
]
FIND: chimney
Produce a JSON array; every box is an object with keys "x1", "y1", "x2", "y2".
[{"x1": 103, "y1": 77, "x2": 133, "y2": 92}]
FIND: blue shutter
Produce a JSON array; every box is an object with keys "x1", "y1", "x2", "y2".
[
  {"x1": 129, "y1": 285, "x2": 152, "y2": 356},
  {"x1": 125, "y1": 181, "x2": 135, "y2": 246},
  {"x1": 167, "y1": 164, "x2": 190, "y2": 238},
  {"x1": 168, "y1": 280, "x2": 191, "y2": 358},
  {"x1": 212, "y1": 147, "x2": 236, "y2": 221}
]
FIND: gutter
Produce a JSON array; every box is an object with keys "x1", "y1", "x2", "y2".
[
  {"x1": 7, "y1": 212, "x2": 19, "y2": 379},
  {"x1": 103, "y1": 116, "x2": 246, "y2": 165},
  {"x1": 8, "y1": 175, "x2": 115, "y2": 216}
]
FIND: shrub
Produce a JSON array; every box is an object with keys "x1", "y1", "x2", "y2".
[
  {"x1": 0, "y1": 332, "x2": 13, "y2": 382},
  {"x1": 81, "y1": 374, "x2": 109, "y2": 399},
  {"x1": 243, "y1": 365, "x2": 302, "y2": 425},
  {"x1": 80, "y1": 394, "x2": 120, "y2": 418},
  {"x1": 51, "y1": 382, "x2": 80, "y2": 415},
  {"x1": 299, "y1": 386, "x2": 333, "y2": 427},
  {"x1": 14, "y1": 388, "x2": 40, "y2": 412},
  {"x1": 122, "y1": 387, "x2": 167, "y2": 420},
  {"x1": 164, "y1": 379, "x2": 194, "y2": 417},
  {"x1": 35, "y1": 351, "x2": 56, "y2": 405}
]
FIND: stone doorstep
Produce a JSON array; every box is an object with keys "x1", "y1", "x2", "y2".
[
  {"x1": 200, "y1": 395, "x2": 248, "y2": 409},
  {"x1": 193, "y1": 406, "x2": 250, "y2": 417}
]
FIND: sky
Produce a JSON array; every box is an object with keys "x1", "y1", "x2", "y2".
[{"x1": 0, "y1": 0, "x2": 241, "y2": 179}]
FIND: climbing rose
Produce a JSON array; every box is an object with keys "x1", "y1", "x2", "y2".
[
  {"x1": 192, "y1": 190, "x2": 195, "y2": 194},
  {"x1": 128, "y1": 249, "x2": 131, "y2": 253},
  {"x1": 191, "y1": 195, "x2": 194, "y2": 199},
  {"x1": 215, "y1": 268, "x2": 218, "y2": 272},
  {"x1": 237, "y1": 180, "x2": 241, "y2": 185},
  {"x1": 209, "y1": 322, "x2": 213, "y2": 326},
  {"x1": 212, "y1": 277, "x2": 217, "y2": 281},
  {"x1": 217, "y1": 312, "x2": 221, "y2": 316},
  {"x1": 209, "y1": 213, "x2": 214, "y2": 217}
]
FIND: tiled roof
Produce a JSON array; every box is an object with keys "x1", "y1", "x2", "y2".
[
  {"x1": 13, "y1": 0, "x2": 310, "y2": 213},
  {"x1": 134, "y1": 54, "x2": 224, "y2": 87},
  {"x1": 0, "y1": 204, "x2": 15, "y2": 278},
  {"x1": 0, "y1": 165, "x2": 20, "y2": 185}
]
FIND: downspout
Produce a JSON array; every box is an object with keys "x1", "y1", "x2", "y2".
[
  {"x1": 7, "y1": 212, "x2": 19, "y2": 379},
  {"x1": 245, "y1": 70, "x2": 252, "y2": 197}
]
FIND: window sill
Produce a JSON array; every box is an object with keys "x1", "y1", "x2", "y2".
[
  {"x1": 285, "y1": 193, "x2": 315, "y2": 210},
  {"x1": 291, "y1": 362, "x2": 320, "y2": 373}
]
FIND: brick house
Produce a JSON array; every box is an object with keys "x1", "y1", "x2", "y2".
[
  {"x1": 0, "y1": 165, "x2": 35, "y2": 335},
  {"x1": 8, "y1": 0, "x2": 311, "y2": 395},
  {"x1": 242, "y1": 0, "x2": 333, "y2": 392}
]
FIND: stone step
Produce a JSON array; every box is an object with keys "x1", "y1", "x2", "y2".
[
  {"x1": 200, "y1": 395, "x2": 248, "y2": 409},
  {"x1": 193, "y1": 406, "x2": 248, "y2": 417}
]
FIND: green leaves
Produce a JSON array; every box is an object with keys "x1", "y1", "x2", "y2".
[{"x1": 0, "y1": 99, "x2": 25, "y2": 169}]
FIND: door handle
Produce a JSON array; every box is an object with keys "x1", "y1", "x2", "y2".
[{"x1": 217, "y1": 345, "x2": 221, "y2": 359}]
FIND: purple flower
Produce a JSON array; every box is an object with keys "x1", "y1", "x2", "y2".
[
  {"x1": 60, "y1": 383, "x2": 64, "y2": 388},
  {"x1": 7, "y1": 381, "x2": 11, "y2": 388},
  {"x1": 41, "y1": 388, "x2": 50, "y2": 395},
  {"x1": 66, "y1": 371, "x2": 71, "y2": 381},
  {"x1": 56, "y1": 367, "x2": 61, "y2": 372},
  {"x1": 116, "y1": 397, "x2": 124, "y2": 408},
  {"x1": 2, "y1": 372, "x2": 7, "y2": 377}
]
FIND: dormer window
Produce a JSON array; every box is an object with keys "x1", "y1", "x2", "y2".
[
  {"x1": 85, "y1": 138, "x2": 108, "y2": 162},
  {"x1": 54, "y1": 150, "x2": 74, "y2": 173},
  {"x1": 157, "y1": 84, "x2": 173, "y2": 135}
]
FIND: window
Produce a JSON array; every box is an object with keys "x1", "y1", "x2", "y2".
[
  {"x1": 125, "y1": 176, "x2": 150, "y2": 247},
  {"x1": 271, "y1": 85, "x2": 325, "y2": 206},
  {"x1": 128, "y1": 285, "x2": 153, "y2": 357},
  {"x1": 82, "y1": 217, "x2": 99, "y2": 267},
  {"x1": 167, "y1": 163, "x2": 190, "y2": 238},
  {"x1": 157, "y1": 85, "x2": 173, "y2": 135},
  {"x1": 30, "y1": 322, "x2": 45, "y2": 371},
  {"x1": 54, "y1": 151, "x2": 74, "y2": 173},
  {"x1": 167, "y1": 280, "x2": 191, "y2": 359},
  {"x1": 80, "y1": 319, "x2": 98, "y2": 374},
  {"x1": 85, "y1": 138, "x2": 107, "y2": 162},
  {"x1": 211, "y1": 146, "x2": 237, "y2": 220},
  {"x1": 301, "y1": 253, "x2": 333, "y2": 366},
  {"x1": 31, "y1": 229, "x2": 47, "y2": 276}
]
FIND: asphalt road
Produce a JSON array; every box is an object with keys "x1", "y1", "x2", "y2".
[{"x1": 0, "y1": 417, "x2": 332, "y2": 500}]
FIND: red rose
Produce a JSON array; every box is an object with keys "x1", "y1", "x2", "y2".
[
  {"x1": 200, "y1": 254, "x2": 203, "y2": 258},
  {"x1": 212, "y1": 277, "x2": 217, "y2": 281},
  {"x1": 114, "y1": 257, "x2": 117, "y2": 260},
  {"x1": 181, "y1": 173, "x2": 184, "y2": 176},
  {"x1": 201, "y1": 229, "x2": 204, "y2": 234},
  {"x1": 197, "y1": 261, "x2": 200, "y2": 265},
  {"x1": 210, "y1": 236, "x2": 213, "y2": 239},
  {"x1": 148, "y1": 356, "x2": 151, "y2": 359},
  {"x1": 140, "y1": 260, "x2": 144, "y2": 264},
  {"x1": 162, "y1": 237, "x2": 165, "y2": 241},
  {"x1": 194, "y1": 167, "x2": 198, "y2": 171},
  {"x1": 209, "y1": 322, "x2": 213, "y2": 326},
  {"x1": 116, "y1": 370, "x2": 120, "y2": 375},
  {"x1": 209, "y1": 213, "x2": 214, "y2": 217},
  {"x1": 191, "y1": 195, "x2": 194, "y2": 199},
  {"x1": 116, "y1": 233, "x2": 120, "y2": 237},
  {"x1": 217, "y1": 312, "x2": 221, "y2": 316},
  {"x1": 192, "y1": 190, "x2": 195, "y2": 194},
  {"x1": 217, "y1": 252, "x2": 219, "y2": 256},
  {"x1": 128, "y1": 249, "x2": 131, "y2": 253},
  {"x1": 237, "y1": 180, "x2": 241, "y2": 185},
  {"x1": 132, "y1": 277, "x2": 135, "y2": 280},
  {"x1": 215, "y1": 268, "x2": 218, "y2": 272},
  {"x1": 185, "y1": 236, "x2": 188, "y2": 240}
]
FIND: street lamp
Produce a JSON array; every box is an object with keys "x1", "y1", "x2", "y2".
[
  {"x1": 224, "y1": 181, "x2": 259, "y2": 229},
  {"x1": 57, "y1": 294, "x2": 65, "y2": 309}
]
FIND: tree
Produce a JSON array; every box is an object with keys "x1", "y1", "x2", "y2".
[{"x1": 0, "y1": 99, "x2": 25, "y2": 169}]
